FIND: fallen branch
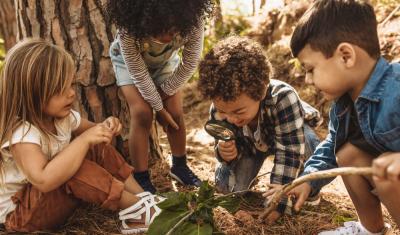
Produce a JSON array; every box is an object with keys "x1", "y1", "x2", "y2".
[{"x1": 260, "y1": 167, "x2": 373, "y2": 220}]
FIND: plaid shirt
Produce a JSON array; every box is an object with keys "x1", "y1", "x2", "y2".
[{"x1": 210, "y1": 79, "x2": 321, "y2": 214}]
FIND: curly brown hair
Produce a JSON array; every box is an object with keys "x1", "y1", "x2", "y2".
[
  {"x1": 198, "y1": 36, "x2": 272, "y2": 102},
  {"x1": 106, "y1": 0, "x2": 213, "y2": 40}
]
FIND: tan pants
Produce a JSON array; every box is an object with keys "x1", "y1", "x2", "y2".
[{"x1": 5, "y1": 144, "x2": 133, "y2": 232}]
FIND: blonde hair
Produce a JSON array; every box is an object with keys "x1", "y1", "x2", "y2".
[{"x1": 0, "y1": 38, "x2": 75, "y2": 182}]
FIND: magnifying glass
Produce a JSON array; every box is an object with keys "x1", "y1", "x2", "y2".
[{"x1": 204, "y1": 119, "x2": 239, "y2": 141}]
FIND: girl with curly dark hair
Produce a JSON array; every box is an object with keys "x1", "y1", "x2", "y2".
[{"x1": 106, "y1": 0, "x2": 213, "y2": 195}]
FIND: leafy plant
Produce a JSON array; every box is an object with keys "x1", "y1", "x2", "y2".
[{"x1": 148, "y1": 181, "x2": 242, "y2": 235}]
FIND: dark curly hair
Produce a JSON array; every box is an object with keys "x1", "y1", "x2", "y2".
[
  {"x1": 198, "y1": 36, "x2": 273, "y2": 102},
  {"x1": 106, "y1": 0, "x2": 213, "y2": 39}
]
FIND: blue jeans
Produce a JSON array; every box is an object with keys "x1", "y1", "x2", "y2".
[{"x1": 215, "y1": 124, "x2": 321, "y2": 193}]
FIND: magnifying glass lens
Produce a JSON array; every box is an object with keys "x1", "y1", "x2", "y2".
[{"x1": 205, "y1": 123, "x2": 235, "y2": 141}]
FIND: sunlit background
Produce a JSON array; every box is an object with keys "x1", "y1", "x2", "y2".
[{"x1": 221, "y1": 0, "x2": 284, "y2": 15}]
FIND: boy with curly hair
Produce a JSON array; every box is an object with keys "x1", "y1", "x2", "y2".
[
  {"x1": 198, "y1": 36, "x2": 322, "y2": 223},
  {"x1": 106, "y1": 0, "x2": 213, "y2": 193},
  {"x1": 288, "y1": 0, "x2": 400, "y2": 234}
]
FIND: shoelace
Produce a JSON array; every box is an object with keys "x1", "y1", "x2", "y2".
[
  {"x1": 183, "y1": 167, "x2": 199, "y2": 180},
  {"x1": 175, "y1": 166, "x2": 200, "y2": 183}
]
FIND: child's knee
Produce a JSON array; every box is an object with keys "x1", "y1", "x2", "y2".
[
  {"x1": 129, "y1": 106, "x2": 153, "y2": 127},
  {"x1": 336, "y1": 142, "x2": 373, "y2": 167},
  {"x1": 168, "y1": 109, "x2": 184, "y2": 124},
  {"x1": 336, "y1": 153, "x2": 353, "y2": 167},
  {"x1": 374, "y1": 179, "x2": 400, "y2": 196}
]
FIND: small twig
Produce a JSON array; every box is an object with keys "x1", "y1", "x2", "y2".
[
  {"x1": 247, "y1": 172, "x2": 271, "y2": 190},
  {"x1": 214, "y1": 189, "x2": 254, "y2": 201},
  {"x1": 166, "y1": 210, "x2": 194, "y2": 235},
  {"x1": 380, "y1": 5, "x2": 400, "y2": 26},
  {"x1": 260, "y1": 167, "x2": 373, "y2": 220}
]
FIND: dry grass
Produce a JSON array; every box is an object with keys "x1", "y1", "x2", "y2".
[{"x1": 1, "y1": 2, "x2": 399, "y2": 235}]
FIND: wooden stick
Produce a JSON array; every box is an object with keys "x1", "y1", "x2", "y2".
[{"x1": 260, "y1": 167, "x2": 373, "y2": 220}]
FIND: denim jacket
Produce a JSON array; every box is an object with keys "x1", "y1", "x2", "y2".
[{"x1": 302, "y1": 57, "x2": 400, "y2": 195}]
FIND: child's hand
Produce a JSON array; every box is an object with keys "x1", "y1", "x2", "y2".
[
  {"x1": 103, "y1": 116, "x2": 122, "y2": 136},
  {"x1": 157, "y1": 88, "x2": 171, "y2": 101},
  {"x1": 264, "y1": 210, "x2": 281, "y2": 224},
  {"x1": 287, "y1": 182, "x2": 312, "y2": 212},
  {"x1": 372, "y1": 152, "x2": 400, "y2": 182},
  {"x1": 79, "y1": 123, "x2": 113, "y2": 145},
  {"x1": 217, "y1": 140, "x2": 237, "y2": 162},
  {"x1": 263, "y1": 183, "x2": 284, "y2": 201},
  {"x1": 156, "y1": 108, "x2": 179, "y2": 131}
]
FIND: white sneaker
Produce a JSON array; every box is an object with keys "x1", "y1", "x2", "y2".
[{"x1": 318, "y1": 221, "x2": 392, "y2": 235}]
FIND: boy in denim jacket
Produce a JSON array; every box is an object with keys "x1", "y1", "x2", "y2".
[
  {"x1": 289, "y1": 0, "x2": 400, "y2": 234},
  {"x1": 198, "y1": 36, "x2": 322, "y2": 224}
]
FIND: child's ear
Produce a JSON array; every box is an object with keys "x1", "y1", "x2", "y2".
[
  {"x1": 335, "y1": 43, "x2": 356, "y2": 68},
  {"x1": 261, "y1": 84, "x2": 268, "y2": 99}
]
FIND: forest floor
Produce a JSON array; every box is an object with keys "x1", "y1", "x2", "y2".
[{"x1": 1, "y1": 2, "x2": 399, "y2": 235}]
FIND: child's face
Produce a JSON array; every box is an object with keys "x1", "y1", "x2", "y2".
[
  {"x1": 152, "y1": 29, "x2": 178, "y2": 44},
  {"x1": 213, "y1": 93, "x2": 261, "y2": 127},
  {"x1": 298, "y1": 44, "x2": 353, "y2": 101},
  {"x1": 43, "y1": 79, "x2": 76, "y2": 119}
]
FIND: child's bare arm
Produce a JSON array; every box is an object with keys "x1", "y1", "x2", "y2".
[
  {"x1": 73, "y1": 118, "x2": 95, "y2": 135},
  {"x1": 12, "y1": 124, "x2": 113, "y2": 193}
]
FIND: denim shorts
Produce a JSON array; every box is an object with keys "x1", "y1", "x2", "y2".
[{"x1": 109, "y1": 39, "x2": 180, "y2": 87}]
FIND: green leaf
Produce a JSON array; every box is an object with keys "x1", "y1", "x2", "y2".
[
  {"x1": 173, "y1": 221, "x2": 213, "y2": 235},
  {"x1": 215, "y1": 196, "x2": 241, "y2": 213},
  {"x1": 194, "y1": 207, "x2": 214, "y2": 224},
  {"x1": 197, "y1": 181, "x2": 215, "y2": 203},
  {"x1": 147, "y1": 210, "x2": 191, "y2": 235},
  {"x1": 158, "y1": 192, "x2": 190, "y2": 211}
]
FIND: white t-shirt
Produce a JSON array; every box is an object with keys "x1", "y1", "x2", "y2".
[{"x1": 0, "y1": 110, "x2": 81, "y2": 223}]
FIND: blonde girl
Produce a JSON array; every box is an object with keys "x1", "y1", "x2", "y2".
[{"x1": 0, "y1": 38, "x2": 163, "y2": 234}]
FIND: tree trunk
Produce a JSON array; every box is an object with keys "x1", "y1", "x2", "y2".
[
  {"x1": 14, "y1": 0, "x2": 163, "y2": 163},
  {"x1": 0, "y1": 0, "x2": 17, "y2": 51}
]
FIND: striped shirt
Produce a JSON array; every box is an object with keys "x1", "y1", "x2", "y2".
[{"x1": 118, "y1": 19, "x2": 205, "y2": 111}]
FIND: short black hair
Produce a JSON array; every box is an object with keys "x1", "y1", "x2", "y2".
[
  {"x1": 198, "y1": 36, "x2": 272, "y2": 102},
  {"x1": 290, "y1": 0, "x2": 380, "y2": 58},
  {"x1": 106, "y1": 0, "x2": 213, "y2": 39}
]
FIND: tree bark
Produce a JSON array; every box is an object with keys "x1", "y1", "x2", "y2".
[
  {"x1": 0, "y1": 0, "x2": 17, "y2": 51},
  {"x1": 14, "y1": 0, "x2": 163, "y2": 163}
]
